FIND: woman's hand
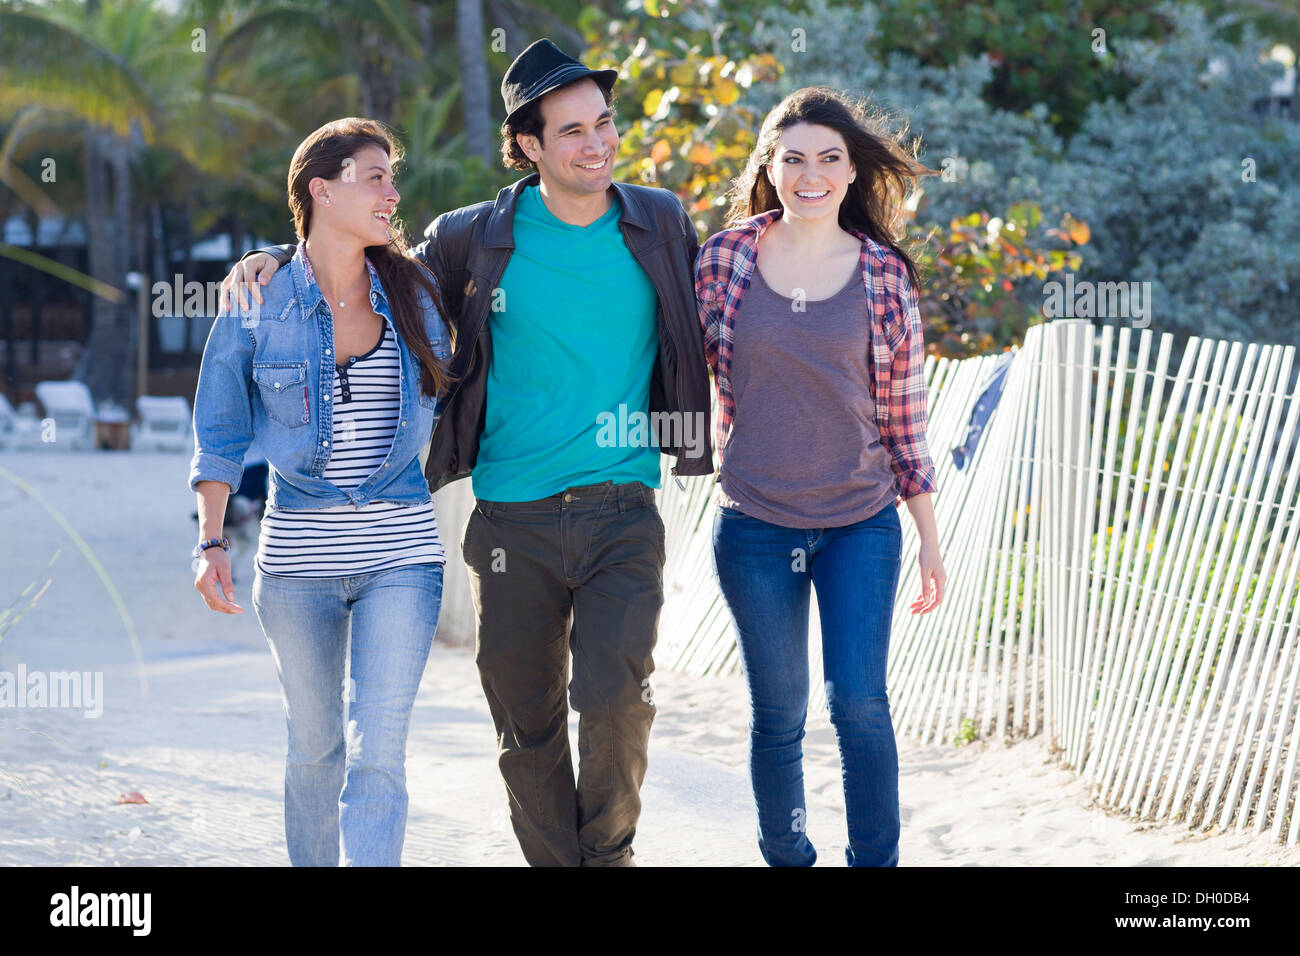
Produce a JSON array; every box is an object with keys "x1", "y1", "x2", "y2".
[
  {"x1": 902, "y1": 494, "x2": 945, "y2": 614},
  {"x1": 910, "y1": 537, "x2": 946, "y2": 615},
  {"x1": 194, "y1": 547, "x2": 243, "y2": 614}
]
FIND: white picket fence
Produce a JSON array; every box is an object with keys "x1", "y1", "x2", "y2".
[{"x1": 436, "y1": 318, "x2": 1300, "y2": 846}]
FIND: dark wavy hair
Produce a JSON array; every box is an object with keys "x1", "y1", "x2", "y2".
[
  {"x1": 727, "y1": 87, "x2": 934, "y2": 289},
  {"x1": 287, "y1": 117, "x2": 455, "y2": 397},
  {"x1": 500, "y1": 79, "x2": 616, "y2": 172}
]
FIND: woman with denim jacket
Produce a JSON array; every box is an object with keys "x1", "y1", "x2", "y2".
[
  {"x1": 695, "y1": 88, "x2": 948, "y2": 867},
  {"x1": 189, "y1": 118, "x2": 454, "y2": 866}
]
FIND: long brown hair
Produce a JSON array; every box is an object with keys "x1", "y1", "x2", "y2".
[
  {"x1": 287, "y1": 117, "x2": 454, "y2": 397},
  {"x1": 727, "y1": 87, "x2": 934, "y2": 289}
]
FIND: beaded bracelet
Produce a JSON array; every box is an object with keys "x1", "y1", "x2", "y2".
[{"x1": 192, "y1": 537, "x2": 231, "y2": 559}]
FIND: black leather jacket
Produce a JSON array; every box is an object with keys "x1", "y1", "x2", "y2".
[{"x1": 254, "y1": 172, "x2": 714, "y2": 493}]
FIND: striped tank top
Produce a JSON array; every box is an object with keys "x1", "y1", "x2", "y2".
[{"x1": 255, "y1": 324, "x2": 444, "y2": 577}]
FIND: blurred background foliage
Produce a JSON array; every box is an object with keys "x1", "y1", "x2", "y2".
[{"x1": 1, "y1": 0, "x2": 1297, "y2": 402}]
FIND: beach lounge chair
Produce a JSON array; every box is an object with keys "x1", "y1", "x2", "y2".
[
  {"x1": 133, "y1": 395, "x2": 192, "y2": 452},
  {"x1": 0, "y1": 393, "x2": 17, "y2": 451},
  {"x1": 0, "y1": 397, "x2": 47, "y2": 450},
  {"x1": 0, "y1": 393, "x2": 15, "y2": 450},
  {"x1": 33, "y1": 380, "x2": 96, "y2": 450}
]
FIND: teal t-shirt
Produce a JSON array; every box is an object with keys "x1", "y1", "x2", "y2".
[{"x1": 471, "y1": 186, "x2": 662, "y2": 501}]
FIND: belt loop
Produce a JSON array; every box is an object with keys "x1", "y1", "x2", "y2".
[
  {"x1": 479, "y1": 498, "x2": 494, "y2": 518},
  {"x1": 614, "y1": 483, "x2": 627, "y2": 514}
]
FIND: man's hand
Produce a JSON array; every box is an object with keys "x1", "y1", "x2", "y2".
[
  {"x1": 220, "y1": 253, "x2": 281, "y2": 312},
  {"x1": 194, "y1": 548, "x2": 243, "y2": 614}
]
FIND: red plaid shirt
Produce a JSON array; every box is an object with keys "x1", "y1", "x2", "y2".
[{"x1": 695, "y1": 209, "x2": 937, "y2": 501}]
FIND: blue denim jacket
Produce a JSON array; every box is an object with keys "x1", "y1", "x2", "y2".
[{"x1": 189, "y1": 245, "x2": 451, "y2": 509}]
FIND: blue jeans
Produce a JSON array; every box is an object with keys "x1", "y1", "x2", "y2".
[
  {"x1": 712, "y1": 502, "x2": 903, "y2": 867},
  {"x1": 251, "y1": 562, "x2": 443, "y2": 866}
]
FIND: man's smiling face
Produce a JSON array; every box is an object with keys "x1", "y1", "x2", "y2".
[{"x1": 518, "y1": 78, "x2": 619, "y2": 200}]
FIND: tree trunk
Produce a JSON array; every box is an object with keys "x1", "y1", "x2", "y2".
[
  {"x1": 75, "y1": 124, "x2": 134, "y2": 409},
  {"x1": 486, "y1": 0, "x2": 526, "y2": 59},
  {"x1": 457, "y1": 0, "x2": 494, "y2": 165},
  {"x1": 487, "y1": 0, "x2": 583, "y2": 58},
  {"x1": 355, "y1": 22, "x2": 400, "y2": 124},
  {"x1": 414, "y1": 1, "x2": 436, "y2": 61}
]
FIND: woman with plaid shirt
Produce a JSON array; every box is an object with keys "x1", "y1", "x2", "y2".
[{"x1": 695, "y1": 87, "x2": 947, "y2": 867}]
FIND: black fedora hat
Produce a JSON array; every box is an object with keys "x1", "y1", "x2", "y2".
[{"x1": 501, "y1": 38, "x2": 618, "y2": 125}]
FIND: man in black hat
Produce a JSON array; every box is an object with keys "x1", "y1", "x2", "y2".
[{"x1": 221, "y1": 38, "x2": 713, "y2": 866}]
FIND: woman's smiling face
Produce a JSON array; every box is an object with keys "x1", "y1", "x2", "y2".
[
  {"x1": 311, "y1": 143, "x2": 400, "y2": 244},
  {"x1": 766, "y1": 122, "x2": 856, "y2": 222}
]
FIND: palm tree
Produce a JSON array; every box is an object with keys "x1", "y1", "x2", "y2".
[
  {"x1": 0, "y1": 0, "x2": 289, "y2": 407},
  {"x1": 484, "y1": 0, "x2": 585, "y2": 58},
  {"x1": 457, "y1": 0, "x2": 493, "y2": 165},
  {"x1": 202, "y1": 0, "x2": 427, "y2": 125},
  {"x1": 455, "y1": 0, "x2": 599, "y2": 169},
  {"x1": 2, "y1": 2, "x2": 156, "y2": 406}
]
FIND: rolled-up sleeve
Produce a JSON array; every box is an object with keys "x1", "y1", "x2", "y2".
[
  {"x1": 694, "y1": 238, "x2": 723, "y2": 372},
  {"x1": 882, "y1": 267, "x2": 937, "y2": 499},
  {"x1": 188, "y1": 308, "x2": 256, "y2": 494},
  {"x1": 416, "y1": 283, "x2": 453, "y2": 418}
]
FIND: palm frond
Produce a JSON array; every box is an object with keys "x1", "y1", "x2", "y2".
[
  {"x1": 0, "y1": 7, "x2": 156, "y2": 136},
  {"x1": 202, "y1": 5, "x2": 335, "y2": 99}
]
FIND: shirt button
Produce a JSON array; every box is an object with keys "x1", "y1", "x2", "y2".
[
  {"x1": 325, "y1": 348, "x2": 331, "y2": 355},
  {"x1": 400, "y1": 420, "x2": 406, "y2": 427},
  {"x1": 324, "y1": 394, "x2": 331, "y2": 402},
  {"x1": 322, "y1": 440, "x2": 329, "y2": 447},
  {"x1": 273, "y1": 381, "x2": 281, "y2": 388}
]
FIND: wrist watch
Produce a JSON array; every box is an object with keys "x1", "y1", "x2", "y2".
[{"x1": 193, "y1": 537, "x2": 231, "y2": 558}]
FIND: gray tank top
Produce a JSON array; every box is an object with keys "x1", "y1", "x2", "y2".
[{"x1": 717, "y1": 264, "x2": 899, "y2": 528}]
